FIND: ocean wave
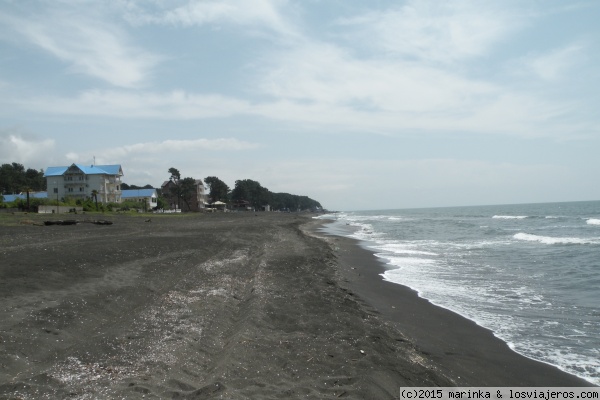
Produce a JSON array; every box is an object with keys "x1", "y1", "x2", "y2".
[
  {"x1": 514, "y1": 233, "x2": 600, "y2": 245},
  {"x1": 349, "y1": 223, "x2": 386, "y2": 241},
  {"x1": 345, "y1": 214, "x2": 392, "y2": 222},
  {"x1": 493, "y1": 215, "x2": 528, "y2": 219},
  {"x1": 374, "y1": 243, "x2": 438, "y2": 256},
  {"x1": 378, "y1": 255, "x2": 437, "y2": 269},
  {"x1": 586, "y1": 219, "x2": 600, "y2": 226},
  {"x1": 312, "y1": 213, "x2": 337, "y2": 220}
]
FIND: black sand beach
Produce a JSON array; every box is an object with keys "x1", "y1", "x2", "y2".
[
  {"x1": 314, "y1": 223, "x2": 594, "y2": 387},
  {"x1": 0, "y1": 212, "x2": 592, "y2": 400}
]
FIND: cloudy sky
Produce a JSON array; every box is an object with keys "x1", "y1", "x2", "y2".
[{"x1": 1, "y1": 0, "x2": 599, "y2": 211}]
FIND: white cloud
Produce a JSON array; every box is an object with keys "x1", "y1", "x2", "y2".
[
  {"x1": 336, "y1": 0, "x2": 523, "y2": 64},
  {"x1": 66, "y1": 138, "x2": 258, "y2": 163},
  {"x1": 12, "y1": 78, "x2": 584, "y2": 139},
  {"x1": 523, "y1": 44, "x2": 585, "y2": 81},
  {"x1": 125, "y1": 0, "x2": 299, "y2": 38},
  {"x1": 111, "y1": 138, "x2": 259, "y2": 155},
  {"x1": 2, "y1": 9, "x2": 160, "y2": 88},
  {"x1": 2, "y1": 0, "x2": 596, "y2": 143},
  {"x1": 0, "y1": 131, "x2": 55, "y2": 167},
  {"x1": 258, "y1": 40, "x2": 496, "y2": 112},
  {"x1": 252, "y1": 40, "x2": 582, "y2": 138},
  {"x1": 18, "y1": 90, "x2": 253, "y2": 119}
]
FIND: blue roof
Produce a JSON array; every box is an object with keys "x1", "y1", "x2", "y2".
[
  {"x1": 44, "y1": 164, "x2": 122, "y2": 177},
  {"x1": 2, "y1": 192, "x2": 48, "y2": 202},
  {"x1": 121, "y1": 189, "x2": 157, "y2": 199},
  {"x1": 44, "y1": 166, "x2": 68, "y2": 177}
]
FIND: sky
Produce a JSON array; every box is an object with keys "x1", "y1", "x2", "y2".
[{"x1": 1, "y1": 0, "x2": 599, "y2": 211}]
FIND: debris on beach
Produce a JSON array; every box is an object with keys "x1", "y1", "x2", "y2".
[
  {"x1": 89, "y1": 220, "x2": 113, "y2": 225},
  {"x1": 43, "y1": 219, "x2": 114, "y2": 226},
  {"x1": 44, "y1": 220, "x2": 78, "y2": 226}
]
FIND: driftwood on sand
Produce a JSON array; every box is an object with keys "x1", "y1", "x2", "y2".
[{"x1": 44, "y1": 219, "x2": 113, "y2": 226}]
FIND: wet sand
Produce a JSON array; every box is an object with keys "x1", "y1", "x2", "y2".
[
  {"x1": 0, "y1": 212, "x2": 592, "y2": 399},
  {"x1": 313, "y1": 222, "x2": 594, "y2": 387}
]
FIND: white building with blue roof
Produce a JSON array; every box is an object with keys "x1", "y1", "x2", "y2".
[
  {"x1": 44, "y1": 163, "x2": 123, "y2": 203},
  {"x1": 121, "y1": 188, "x2": 158, "y2": 210}
]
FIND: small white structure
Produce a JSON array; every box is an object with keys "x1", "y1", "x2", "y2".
[
  {"x1": 121, "y1": 188, "x2": 158, "y2": 210},
  {"x1": 44, "y1": 163, "x2": 123, "y2": 204}
]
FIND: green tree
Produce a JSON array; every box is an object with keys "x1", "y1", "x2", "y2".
[
  {"x1": 179, "y1": 177, "x2": 197, "y2": 211},
  {"x1": 231, "y1": 179, "x2": 269, "y2": 210},
  {"x1": 0, "y1": 163, "x2": 23, "y2": 193},
  {"x1": 122, "y1": 183, "x2": 155, "y2": 190},
  {"x1": 168, "y1": 167, "x2": 181, "y2": 182},
  {"x1": 156, "y1": 195, "x2": 168, "y2": 210},
  {"x1": 254, "y1": 190, "x2": 322, "y2": 212},
  {"x1": 91, "y1": 189, "x2": 99, "y2": 211},
  {"x1": 0, "y1": 163, "x2": 45, "y2": 194},
  {"x1": 167, "y1": 167, "x2": 182, "y2": 209},
  {"x1": 25, "y1": 168, "x2": 45, "y2": 191},
  {"x1": 204, "y1": 176, "x2": 230, "y2": 203},
  {"x1": 156, "y1": 195, "x2": 169, "y2": 210},
  {"x1": 24, "y1": 187, "x2": 32, "y2": 211}
]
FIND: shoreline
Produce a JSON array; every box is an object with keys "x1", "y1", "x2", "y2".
[
  {"x1": 311, "y1": 218, "x2": 594, "y2": 387},
  {"x1": 0, "y1": 211, "x2": 593, "y2": 400}
]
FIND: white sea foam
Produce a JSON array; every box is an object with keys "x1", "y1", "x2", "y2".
[
  {"x1": 327, "y1": 205, "x2": 600, "y2": 385},
  {"x1": 349, "y1": 222, "x2": 386, "y2": 241},
  {"x1": 525, "y1": 343, "x2": 600, "y2": 385},
  {"x1": 376, "y1": 254, "x2": 437, "y2": 269},
  {"x1": 313, "y1": 213, "x2": 338, "y2": 220},
  {"x1": 387, "y1": 249, "x2": 438, "y2": 256},
  {"x1": 345, "y1": 214, "x2": 391, "y2": 222},
  {"x1": 374, "y1": 242, "x2": 438, "y2": 256},
  {"x1": 514, "y1": 233, "x2": 600, "y2": 245}
]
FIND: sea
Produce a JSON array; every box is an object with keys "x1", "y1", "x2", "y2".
[{"x1": 316, "y1": 200, "x2": 600, "y2": 385}]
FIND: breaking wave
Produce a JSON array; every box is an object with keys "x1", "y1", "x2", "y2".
[{"x1": 514, "y1": 233, "x2": 600, "y2": 245}]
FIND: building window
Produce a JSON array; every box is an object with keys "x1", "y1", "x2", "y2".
[{"x1": 53, "y1": 188, "x2": 58, "y2": 194}]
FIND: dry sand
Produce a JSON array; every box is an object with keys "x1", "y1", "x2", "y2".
[{"x1": 0, "y1": 212, "x2": 591, "y2": 399}]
